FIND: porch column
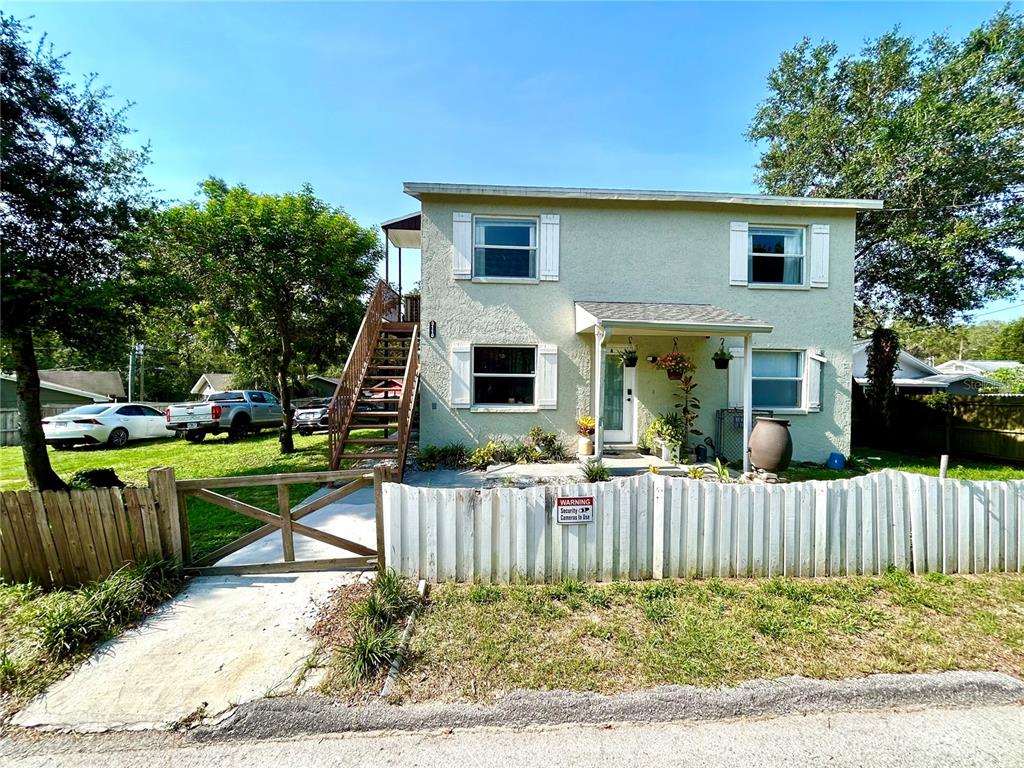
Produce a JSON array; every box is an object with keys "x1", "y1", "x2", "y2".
[
  {"x1": 593, "y1": 324, "x2": 606, "y2": 460},
  {"x1": 742, "y1": 333, "x2": 753, "y2": 472}
]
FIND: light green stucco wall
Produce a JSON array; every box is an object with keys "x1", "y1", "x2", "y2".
[
  {"x1": 0, "y1": 379, "x2": 94, "y2": 409},
  {"x1": 417, "y1": 195, "x2": 856, "y2": 462}
]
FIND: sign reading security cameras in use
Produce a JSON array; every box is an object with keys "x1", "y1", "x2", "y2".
[{"x1": 556, "y1": 496, "x2": 595, "y2": 524}]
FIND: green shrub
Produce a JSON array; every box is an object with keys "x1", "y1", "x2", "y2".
[
  {"x1": 579, "y1": 460, "x2": 611, "y2": 483},
  {"x1": 370, "y1": 569, "x2": 419, "y2": 623},
  {"x1": 526, "y1": 426, "x2": 571, "y2": 462},
  {"x1": 469, "y1": 440, "x2": 503, "y2": 470},
  {"x1": 343, "y1": 623, "x2": 400, "y2": 682},
  {"x1": 417, "y1": 442, "x2": 470, "y2": 470},
  {"x1": 467, "y1": 583, "x2": 504, "y2": 604}
]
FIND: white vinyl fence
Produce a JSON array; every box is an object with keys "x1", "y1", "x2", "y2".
[{"x1": 382, "y1": 470, "x2": 1024, "y2": 583}]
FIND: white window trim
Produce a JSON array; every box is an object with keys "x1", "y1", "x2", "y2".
[
  {"x1": 747, "y1": 224, "x2": 808, "y2": 289},
  {"x1": 471, "y1": 344, "x2": 538, "y2": 409},
  {"x1": 472, "y1": 215, "x2": 539, "y2": 281},
  {"x1": 752, "y1": 348, "x2": 807, "y2": 412}
]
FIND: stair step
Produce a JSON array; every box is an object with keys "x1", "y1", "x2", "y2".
[
  {"x1": 344, "y1": 452, "x2": 399, "y2": 460},
  {"x1": 368, "y1": 365, "x2": 407, "y2": 370},
  {"x1": 347, "y1": 422, "x2": 399, "y2": 430},
  {"x1": 363, "y1": 374, "x2": 403, "y2": 380},
  {"x1": 346, "y1": 437, "x2": 399, "y2": 445},
  {"x1": 356, "y1": 397, "x2": 400, "y2": 404},
  {"x1": 354, "y1": 409, "x2": 399, "y2": 416}
]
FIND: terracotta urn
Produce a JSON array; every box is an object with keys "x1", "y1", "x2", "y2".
[{"x1": 748, "y1": 417, "x2": 793, "y2": 472}]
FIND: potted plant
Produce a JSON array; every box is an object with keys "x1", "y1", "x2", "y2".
[
  {"x1": 645, "y1": 413, "x2": 687, "y2": 462},
  {"x1": 576, "y1": 415, "x2": 595, "y2": 456},
  {"x1": 653, "y1": 350, "x2": 695, "y2": 381},
  {"x1": 712, "y1": 341, "x2": 733, "y2": 370},
  {"x1": 617, "y1": 346, "x2": 638, "y2": 368}
]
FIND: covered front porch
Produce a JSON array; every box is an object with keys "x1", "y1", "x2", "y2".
[{"x1": 575, "y1": 301, "x2": 774, "y2": 471}]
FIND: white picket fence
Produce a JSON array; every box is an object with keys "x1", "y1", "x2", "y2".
[{"x1": 382, "y1": 470, "x2": 1024, "y2": 583}]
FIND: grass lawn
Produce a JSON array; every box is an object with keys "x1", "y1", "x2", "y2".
[
  {"x1": 0, "y1": 430, "x2": 381, "y2": 559},
  {"x1": 780, "y1": 448, "x2": 1022, "y2": 483},
  {"x1": 392, "y1": 572, "x2": 1023, "y2": 703}
]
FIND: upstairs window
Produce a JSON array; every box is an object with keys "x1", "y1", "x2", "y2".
[
  {"x1": 749, "y1": 226, "x2": 804, "y2": 285},
  {"x1": 472, "y1": 345, "x2": 536, "y2": 405},
  {"x1": 474, "y1": 217, "x2": 537, "y2": 279},
  {"x1": 752, "y1": 350, "x2": 804, "y2": 409}
]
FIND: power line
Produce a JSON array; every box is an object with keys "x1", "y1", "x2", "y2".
[{"x1": 969, "y1": 302, "x2": 1024, "y2": 318}]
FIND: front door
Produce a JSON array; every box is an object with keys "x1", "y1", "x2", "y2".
[{"x1": 602, "y1": 351, "x2": 635, "y2": 444}]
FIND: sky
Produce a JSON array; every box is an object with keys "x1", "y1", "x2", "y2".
[{"x1": 10, "y1": 1, "x2": 1022, "y2": 323}]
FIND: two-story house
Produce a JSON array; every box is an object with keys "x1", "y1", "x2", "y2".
[{"x1": 327, "y1": 183, "x2": 882, "y2": 473}]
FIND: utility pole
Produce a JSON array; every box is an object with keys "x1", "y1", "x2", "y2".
[
  {"x1": 136, "y1": 342, "x2": 146, "y2": 402},
  {"x1": 127, "y1": 346, "x2": 135, "y2": 402}
]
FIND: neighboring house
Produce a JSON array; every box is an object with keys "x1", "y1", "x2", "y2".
[
  {"x1": 304, "y1": 375, "x2": 339, "y2": 398},
  {"x1": 395, "y1": 182, "x2": 883, "y2": 466},
  {"x1": 0, "y1": 370, "x2": 124, "y2": 408},
  {"x1": 852, "y1": 341, "x2": 998, "y2": 395},
  {"x1": 190, "y1": 373, "x2": 234, "y2": 397},
  {"x1": 935, "y1": 359, "x2": 1023, "y2": 377}
]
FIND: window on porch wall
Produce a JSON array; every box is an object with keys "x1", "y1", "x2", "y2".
[{"x1": 602, "y1": 355, "x2": 624, "y2": 430}]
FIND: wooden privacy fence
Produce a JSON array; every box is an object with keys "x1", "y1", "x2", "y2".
[
  {"x1": 382, "y1": 470, "x2": 1024, "y2": 584},
  {"x1": 0, "y1": 468, "x2": 182, "y2": 588}
]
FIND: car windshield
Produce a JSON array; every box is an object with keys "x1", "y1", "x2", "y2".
[
  {"x1": 208, "y1": 391, "x2": 245, "y2": 401},
  {"x1": 56, "y1": 405, "x2": 112, "y2": 417}
]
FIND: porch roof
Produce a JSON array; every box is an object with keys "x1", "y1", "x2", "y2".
[
  {"x1": 575, "y1": 300, "x2": 773, "y2": 336},
  {"x1": 381, "y1": 212, "x2": 421, "y2": 249}
]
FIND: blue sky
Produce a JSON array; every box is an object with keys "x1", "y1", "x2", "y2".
[{"x1": 11, "y1": 1, "x2": 1022, "y2": 321}]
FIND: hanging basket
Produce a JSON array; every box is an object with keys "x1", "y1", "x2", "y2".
[
  {"x1": 667, "y1": 370, "x2": 683, "y2": 381},
  {"x1": 713, "y1": 357, "x2": 730, "y2": 370}
]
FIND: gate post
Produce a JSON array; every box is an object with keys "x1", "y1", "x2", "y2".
[
  {"x1": 148, "y1": 466, "x2": 184, "y2": 568},
  {"x1": 373, "y1": 465, "x2": 392, "y2": 571}
]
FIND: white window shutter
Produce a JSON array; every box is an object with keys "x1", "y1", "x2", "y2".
[
  {"x1": 538, "y1": 344, "x2": 558, "y2": 409},
  {"x1": 806, "y1": 350, "x2": 827, "y2": 412},
  {"x1": 450, "y1": 342, "x2": 471, "y2": 408},
  {"x1": 809, "y1": 224, "x2": 830, "y2": 287},
  {"x1": 452, "y1": 212, "x2": 472, "y2": 280},
  {"x1": 727, "y1": 347, "x2": 745, "y2": 407},
  {"x1": 729, "y1": 222, "x2": 748, "y2": 286},
  {"x1": 539, "y1": 214, "x2": 560, "y2": 281}
]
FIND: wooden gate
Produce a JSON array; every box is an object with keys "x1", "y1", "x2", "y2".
[{"x1": 176, "y1": 466, "x2": 392, "y2": 576}]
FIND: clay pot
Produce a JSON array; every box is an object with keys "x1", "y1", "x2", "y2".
[
  {"x1": 578, "y1": 436, "x2": 594, "y2": 456},
  {"x1": 748, "y1": 417, "x2": 793, "y2": 472},
  {"x1": 667, "y1": 371, "x2": 683, "y2": 381}
]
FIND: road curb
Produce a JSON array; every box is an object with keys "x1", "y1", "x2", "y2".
[{"x1": 194, "y1": 670, "x2": 1024, "y2": 742}]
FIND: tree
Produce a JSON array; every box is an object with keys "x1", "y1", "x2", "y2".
[
  {"x1": 985, "y1": 317, "x2": 1024, "y2": 361},
  {"x1": 865, "y1": 327, "x2": 900, "y2": 432},
  {"x1": 151, "y1": 179, "x2": 380, "y2": 452},
  {"x1": 893, "y1": 319, "x2": 1006, "y2": 364},
  {"x1": 748, "y1": 8, "x2": 1024, "y2": 324},
  {"x1": 984, "y1": 365, "x2": 1024, "y2": 393},
  {"x1": 1, "y1": 15, "x2": 150, "y2": 489}
]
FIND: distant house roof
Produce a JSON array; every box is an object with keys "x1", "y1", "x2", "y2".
[
  {"x1": 190, "y1": 373, "x2": 234, "y2": 395},
  {"x1": 575, "y1": 300, "x2": 773, "y2": 335},
  {"x1": 38, "y1": 370, "x2": 125, "y2": 399},
  {"x1": 935, "y1": 359, "x2": 1023, "y2": 375},
  {"x1": 854, "y1": 373, "x2": 999, "y2": 390},
  {"x1": 404, "y1": 182, "x2": 884, "y2": 210},
  {"x1": 0, "y1": 371, "x2": 120, "y2": 402}
]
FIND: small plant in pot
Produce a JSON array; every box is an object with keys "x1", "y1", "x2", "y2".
[
  {"x1": 653, "y1": 351, "x2": 695, "y2": 381},
  {"x1": 577, "y1": 415, "x2": 596, "y2": 456},
  {"x1": 617, "y1": 345, "x2": 638, "y2": 368},
  {"x1": 712, "y1": 341, "x2": 733, "y2": 370}
]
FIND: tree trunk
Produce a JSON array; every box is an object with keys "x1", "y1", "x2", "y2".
[
  {"x1": 278, "y1": 338, "x2": 294, "y2": 454},
  {"x1": 11, "y1": 328, "x2": 66, "y2": 490}
]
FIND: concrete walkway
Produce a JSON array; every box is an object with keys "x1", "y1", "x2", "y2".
[{"x1": 13, "y1": 572, "x2": 366, "y2": 732}]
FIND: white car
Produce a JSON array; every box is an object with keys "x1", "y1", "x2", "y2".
[{"x1": 43, "y1": 403, "x2": 168, "y2": 450}]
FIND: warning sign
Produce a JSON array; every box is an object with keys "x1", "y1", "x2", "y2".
[{"x1": 556, "y1": 496, "x2": 595, "y2": 524}]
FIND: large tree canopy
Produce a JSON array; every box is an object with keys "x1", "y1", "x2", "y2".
[
  {"x1": 748, "y1": 8, "x2": 1024, "y2": 324},
  {"x1": 150, "y1": 179, "x2": 381, "y2": 452},
  {"x1": 1, "y1": 14, "x2": 150, "y2": 489}
]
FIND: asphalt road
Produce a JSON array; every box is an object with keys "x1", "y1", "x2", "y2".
[{"x1": 4, "y1": 704, "x2": 1023, "y2": 767}]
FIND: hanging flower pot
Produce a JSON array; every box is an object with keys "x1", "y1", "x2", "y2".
[
  {"x1": 712, "y1": 339, "x2": 733, "y2": 370},
  {"x1": 653, "y1": 345, "x2": 695, "y2": 381},
  {"x1": 617, "y1": 338, "x2": 638, "y2": 367}
]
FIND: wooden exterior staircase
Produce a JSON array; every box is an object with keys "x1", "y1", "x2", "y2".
[{"x1": 328, "y1": 280, "x2": 419, "y2": 478}]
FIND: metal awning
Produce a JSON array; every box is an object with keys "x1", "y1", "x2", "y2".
[
  {"x1": 575, "y1": 301, "x2": 773, "y2": 336},
  {"x1": 381, "y1": 212, "x2": 421, "y2": 249}
]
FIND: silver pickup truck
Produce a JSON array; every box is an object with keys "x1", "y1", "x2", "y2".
[{"x1": 165, "y1": 390, "x2": 283, "y2": 443}]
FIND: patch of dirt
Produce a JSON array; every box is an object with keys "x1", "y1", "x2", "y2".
[{"x1": 309, "y1": 582, "x2": 373, "y2": 647}]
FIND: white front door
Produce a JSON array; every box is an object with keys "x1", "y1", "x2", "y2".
[{"x1": 602, "y1": 351, "x2": 635, "y2": 444}]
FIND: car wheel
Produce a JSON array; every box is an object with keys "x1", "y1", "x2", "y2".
[
  {"x1": 227, "y1": 416, "x2": 249, "y2": 442},
  {"x1": 107, "y1": 427, "x2": 130, "y2": 448},
  {"x1": 185, "y1": 430, "x2": 206, "y2": 443}
]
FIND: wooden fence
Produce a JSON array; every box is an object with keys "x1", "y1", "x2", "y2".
[
  {"x1": 382, "y1": 470, "x2": 1024, "y2": 583},
  {"x1": 1, "y1": 406, "x2": 83, "y2": 447},
  {"x1": 0, "y1": 468, "x2": 182, "y2": 587}
]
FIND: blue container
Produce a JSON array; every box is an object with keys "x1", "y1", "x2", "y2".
[{"x1": 827, "y1": 452, "x2": 846, "y2": 470}]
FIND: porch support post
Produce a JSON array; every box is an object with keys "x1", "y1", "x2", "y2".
[
  {"x1": 593, "y1": 324, "x2": 606, "y2": 460},
  {"x1": 742, "y1": 333, "x2": 753, "y2": 473}
]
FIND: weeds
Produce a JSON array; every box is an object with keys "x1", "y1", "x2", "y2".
[{"x1": 343, "y1": 623, "x2": 400, "y2": 683}]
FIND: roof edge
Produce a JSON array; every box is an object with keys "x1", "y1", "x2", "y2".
[{"x1": 404, "y1": 182, "x2": 883, "y2": 210}]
